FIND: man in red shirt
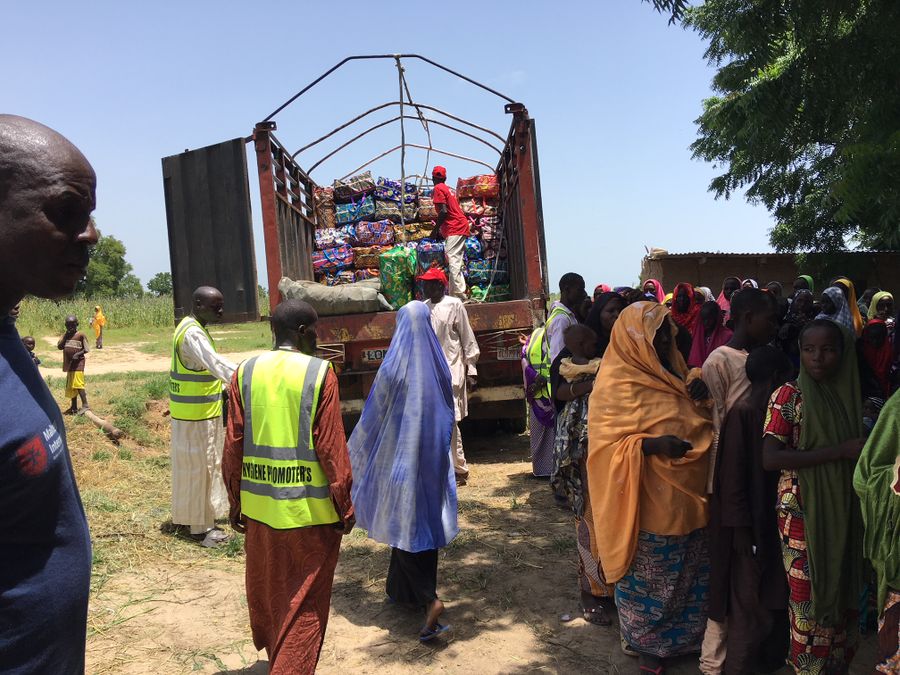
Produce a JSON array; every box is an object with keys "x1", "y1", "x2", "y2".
[{"x1": 431, "y1": 166, "x2": 470, "y2": 299}]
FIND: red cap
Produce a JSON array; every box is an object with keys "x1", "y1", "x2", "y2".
[
  {"x1": 417, "y1": 268, "x2": 448, "y2": 285},
  {"x1": 432, "y1": 166, "x2": 447, "y2": 179}
]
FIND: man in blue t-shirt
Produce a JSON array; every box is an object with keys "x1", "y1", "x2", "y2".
[{"x1": 0, "y1": 115, "x2": 99, "y2": 673}]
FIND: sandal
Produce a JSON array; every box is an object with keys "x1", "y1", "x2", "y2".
[
  {"x1": 620, "y1": 636, "x2": 638, "y2": 657},
  {"x1": 638, "y1": 654, "x2": 665, "y2": 674},
  {"x1": 418, "y1": 622, "x2": 451, "y2": 642},
  {"x1": 580, "y1": 605, "x2": 611, "y2": 626}
]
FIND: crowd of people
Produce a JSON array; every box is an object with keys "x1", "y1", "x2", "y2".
[
  {"x1": 2, "y1": 113, "x2": 899, "y2": 675},
  {"x1": 524, "y1": 272, "x2": 899, "y2": 674}
]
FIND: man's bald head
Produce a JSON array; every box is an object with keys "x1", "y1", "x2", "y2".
[
  {"x1": 192, "y1": 286, "x2": 224, "y2": 325},
  {"x1": 271, "y1": 299, "x2": 319, "y2": 355},
  {"x1": 0, "y1": 115, "x2": 97, "y2": 312}
]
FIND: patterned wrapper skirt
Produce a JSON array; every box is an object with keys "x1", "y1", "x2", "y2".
[
  {"x1": 529, "y1": 407, "x2": 555, "y2": 477},
  {"x1": 876, "y1": 589, "x2": 900, "y2": 674},
  {"x1": 616, "y1": 528, "x2": 710, "y2": 658},
  {"x1": 778, "y1": 497, "x2": 858, "y2": 674}
]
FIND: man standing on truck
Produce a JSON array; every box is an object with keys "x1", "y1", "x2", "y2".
[
  {"x1": 421, "y1": 268, "x2": 480, "y2": 485},
  {"x1": 169, "y1": 286, "x2": 237, "y2": 548},
  {"x1": 431, "y1": 166, "x2": 470, "y2": 300}
]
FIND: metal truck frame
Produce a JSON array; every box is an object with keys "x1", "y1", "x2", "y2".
[{"x1": 162, "y1": 55, "x2": 548, "y2": 426}]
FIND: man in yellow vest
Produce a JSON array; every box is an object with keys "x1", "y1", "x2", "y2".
[
  {"x1": 525, "y1": 273, "x2": 586, "y2": 478},
  {"x1": 169, "y1": 286, "x2": 237, "y2": 547},
  {"x1": 222, "y1": 299, "x2": 354, "y2": 675}
]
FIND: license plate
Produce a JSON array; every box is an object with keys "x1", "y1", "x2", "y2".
[
  {"x1": 362, "y1": 348, "x2": 388, "y2": 363},
  {"x1": 496, "y1": 346, "x2": 521, "y2": 361}
]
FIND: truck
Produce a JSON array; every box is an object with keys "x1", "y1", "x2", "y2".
[{"x1": 161, "y1": 55, "x2": 548, "y2": 429}]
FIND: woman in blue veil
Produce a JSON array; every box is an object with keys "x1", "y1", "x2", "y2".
[{"x1": 349, "y1": 300, "x2": 458, "y2": 640}]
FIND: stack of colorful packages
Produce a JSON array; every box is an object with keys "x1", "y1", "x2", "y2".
[
  {"x1": 456, "y1": 174, "x2": 509, "y2": 302},
  {"x1": 311, "y1": 171, "x2": 509, "y2": 304}
]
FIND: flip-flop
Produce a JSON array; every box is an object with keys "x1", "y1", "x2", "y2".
[{"x1": 418, "y1": 623, "x2": 451, "y2": 642}]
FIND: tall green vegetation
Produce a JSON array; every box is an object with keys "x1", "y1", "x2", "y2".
[{"x1": 16, "y1": 296, "x2": 173, "y2": 336}]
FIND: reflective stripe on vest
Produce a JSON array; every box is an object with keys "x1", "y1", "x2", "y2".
[
  {"x1": 238, "y1": 350, "x2": 339, "y2": 529},
  {"x1": 169, "y1": 317, "x2": 223, "y2": 420},
  {"x1": 169, "y1": 316, "x2": 223, "y2": 421},
  {"x1": 525, "y1": 306, "x2": 571, "y2": 399}
]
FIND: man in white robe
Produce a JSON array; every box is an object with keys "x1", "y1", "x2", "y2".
[
  {"x1": 420, "y1": 269, "x2": 480, "y2": 484},
  {"x1": 170, "y1": 287, "x2": 237, "y2": 547}
]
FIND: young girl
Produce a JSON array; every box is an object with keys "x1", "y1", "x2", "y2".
[
  {"x1": 551, "y1": 323, "x2": 612, "y2": 626},
  {"x1": 762, "y1": 319, "x2": 867, "y2": 673}
]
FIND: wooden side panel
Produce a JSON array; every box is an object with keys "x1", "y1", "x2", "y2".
[{"x1": 162, "y1": 139, "x2": 259, "y2": 323}]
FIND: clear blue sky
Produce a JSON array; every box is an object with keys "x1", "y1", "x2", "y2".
[{"x1": 4, "y1": 1, "x2": 774, "y2": 291}]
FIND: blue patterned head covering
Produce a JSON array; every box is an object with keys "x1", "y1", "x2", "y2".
[{"x1": 348, "y1": 301, "x2": 458, "y2": 552}]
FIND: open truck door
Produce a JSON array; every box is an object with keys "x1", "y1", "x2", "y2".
[{"x1": 161, "y1": 138, "x2": 260, "y2": 323}]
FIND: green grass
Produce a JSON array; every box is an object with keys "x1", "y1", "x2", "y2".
[{"x1": 17, "y1": 295, "x2": 174, "y2": 336}]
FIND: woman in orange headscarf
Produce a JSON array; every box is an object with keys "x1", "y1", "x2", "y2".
[
  {"x1": 832, "y1": 277, "x2": 864, "y2": 336},
  {"x1": 587, "y1": 302, "x2": 713, "y2": 672}
]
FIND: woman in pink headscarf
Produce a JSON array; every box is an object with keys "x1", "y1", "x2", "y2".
[
  {"x1": 716, "y1": 277, "x2": 742, "y2": 322},
  {"x1": 642, "y1": 279, "x2": 665, "y2": 304}
]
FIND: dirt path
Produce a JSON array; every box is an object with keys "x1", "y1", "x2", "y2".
[{"x1": 38, "y1": 337, "x2": 261, "y2": 376}]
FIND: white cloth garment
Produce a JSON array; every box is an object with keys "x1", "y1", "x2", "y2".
[
  {"x1": 425, "y1": 296, "x2": 479, "y2": 420},
  {"x1": 170, "y1": 323, "x2": 237, "y2": 534},
  {"x1": 170, "y1": 417, "x2": 228, "y2": 534},
  {"x1": 426, "y1": 296, "x2": 479, "y2": 476},
  {"x1": 444, "y1": 235, "x2": 468, "y2": 299}
]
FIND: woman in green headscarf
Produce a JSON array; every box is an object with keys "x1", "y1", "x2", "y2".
[
  {"x1": 761, "y1": 319, "x2": 867, "y2": 674},
  {"x1": 854, "y1": 391, "x2": 900, "y2": 672}
]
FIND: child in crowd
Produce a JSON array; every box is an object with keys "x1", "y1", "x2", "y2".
[
  {"x1": 57, "y1": 315, "x2": 89, "y2": 414},
  {"x1": 762, "y1": 319, "x2": 866, "y2": 674},
  {"x1": 708, "y1": 346, "x2": 794, "y2": 673},
  {"x1": 700, "y1": 288, "x2": 779, "y2": 673},
  {"x1": 22, "y1": 336, "x2": 41, "y2": 367},
  {"x1": 550, "y1": 324, "x2": 614, "y2": 625}
]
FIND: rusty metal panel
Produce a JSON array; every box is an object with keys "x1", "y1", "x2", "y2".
[{"x1": 162, "y1": 138, "x2": 259, "y2": 323}]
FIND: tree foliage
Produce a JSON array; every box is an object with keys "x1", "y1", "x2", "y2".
[
  {"x1": 79, "y1": 230, "x2": 144, "y2": 298},
  {"x1": 645, "y1": 0, "x2": 689, "y2": 23},
  {"x1": 684, "y1": 0, "x2": 900, "y2": 252},
  {"x1": 147, "y1": 272, "x2": 173, "y2": 297}
]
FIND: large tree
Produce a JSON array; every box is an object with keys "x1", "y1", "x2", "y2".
[
  {"x1": 79, "y1": 230, "x2": 144, "y2": 298},
  {"x1": 679, "y1": 0, "x2": 900, "y2": 252}
]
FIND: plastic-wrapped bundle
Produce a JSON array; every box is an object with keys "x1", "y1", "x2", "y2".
[
  {"x1": 416, "y1": 197, "x2": 437, "y2": 221},
  {"x1": 373, "y1": 199, "x2": 417, "y2": 223},
  {"x1": 393, "y1": 221, "x2": 434, "y2": 244},
  {"x1": 312, "y1": 244, "x2": 355, "y2": 274},
  {"x1": 465, "y1": 236, "x2": 483, "y2": 260},
  {"x1": 470, "y1": 284, "x2": 511, "y2": 303},
  {"x1": 333, "y1": 171, "x2": 376, "y2": 202},
  {"x1": 354, "y1": 268, "x2": 379, "y2": 282},
  {"x1": 468, "y1": 258, "x2": 509, "y2": 286},
  {"x1": 314, "y1": 225, "x2": 355, "y2": 250},
  {"x1": 353, "y1": 220, "x2": 395, "y2": 247},
  {"x1": 378, "y1": 246, "x2": 418, "y2": 309},
  {"x1": 335, "y1": 195, "x2": 375, "y2": 224},
  {"x1": 316, "y1": 270, "x2": 356, "y2": 286},
  {"x1": 374, "y1": 177, "x2": 418, "y2": 204},
  {"x1": 353, "y1": 246, "x2": 386, "y2": 269},
  {"x1": 457, "y1": 174, "x2": 499, "y2": 199},
  {"x1": 314, "y1": 187, "x2": 336, "y2": 230},
  {"x1": 414, "y1": 239, "x2": 448, "y2": 300}
]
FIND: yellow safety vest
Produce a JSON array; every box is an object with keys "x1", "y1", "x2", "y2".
[
  {"x1": 169, "y1": 317, "x2": 223, "y2": 421},
  {"x1": 525, "y1": 305, "x2": 571, "y2": 399},
  {"x1": 237, "y1": 350, "x2": 340, "y2": 530}
]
